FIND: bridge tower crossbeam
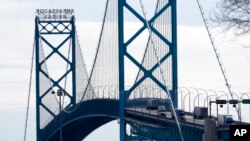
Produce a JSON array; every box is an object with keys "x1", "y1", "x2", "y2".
[{"x1": 118, "y1": 0, "x2": 178, "y2": 140}]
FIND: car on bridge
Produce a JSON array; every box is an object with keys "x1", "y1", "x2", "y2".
[
  {"x1": 171, "y1": 108, "x2": 185, "y2": 120},
  {"x1": 157, "y1": 105, "x2": 166, "y2": 116}
]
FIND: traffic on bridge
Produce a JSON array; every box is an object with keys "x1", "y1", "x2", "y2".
[{"x1": 20, "y1": 0, "x2": 250, "y2": 141}]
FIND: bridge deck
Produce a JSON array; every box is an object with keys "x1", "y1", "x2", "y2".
[
  {"x1": 126, "y1": 108, "x2": 250, "y2": 129},
  {"x1": 126, "y1": 108, "x2": 204, "y2": 129}
]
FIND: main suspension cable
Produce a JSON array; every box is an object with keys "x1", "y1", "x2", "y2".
[
  {"x1": 60, "y1": 0, "x2": 110, "y2": 114},
  {"x1": 82, "y1": 0, "x2": 110, "y2": 100},
  {"x1": 23, "y1": 39, "x2": 35, "y2": 141},
  {"x1": 196, "y1": 0, "x2": 241, "y2": 120}
]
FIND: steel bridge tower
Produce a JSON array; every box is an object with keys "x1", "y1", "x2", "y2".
[
  {"x1": 35, "y1": 17, "x2": 77, "y2": 141},
  {"x1": 118, "y1": 0, "x2": 178, "y2": 140}
]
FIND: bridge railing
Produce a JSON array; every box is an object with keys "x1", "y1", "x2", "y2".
[
  {"x1": 78, "y1": 86, "x2": 250, "y2": 123},
  {"x1": 79, "y1": 85, "x2": 171, "y2": 102},
  {"x1": 41, "y1": 86, "x2": 250, "y2": 128},
  {"x1": 179, "y1": 87, "x2": 250, "y2": 122}
]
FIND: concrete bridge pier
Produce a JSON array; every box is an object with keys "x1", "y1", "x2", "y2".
[{"x1": 203, "y1": 118, "x2": 218, "y2": 141}]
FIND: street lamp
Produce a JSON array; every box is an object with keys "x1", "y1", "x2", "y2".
[
  {"x1": 178, "y1": 87, "x2": 184, "y2": 108},
  {"x1": 193, "y1": 93, "x2": 205, "y2": 109},
  {"x1": 183, "y1": 91, "x2": 193, "y2": 112},
  {"x1": 180, "y1": 87, "x2": 191, "y2": 111},
  {"x1": 143, "y1": 85, "x2": 152, "y2": 98},
  {"x1": 232, "y1": 92, "x2": 241, "y2": 121},
  {"x1": 204, "y1": 94, "x2": 217, "y2": 107},
  {"x1": 191, "y1": 87, "x2": 208, "y2": 108},
  {"x1": 199, "y1": 88, "x2": 209, "y2": 107},
  {"x1": 207, "y1": 90, "x2": 219, "y2": 99}
]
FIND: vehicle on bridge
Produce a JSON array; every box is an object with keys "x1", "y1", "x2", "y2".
[
  {"x1": 218, "y1": 115, "x2": 233, "y2": 126},
  {"x1": 157, "y1": 105, "x2": 166, "y2": 116},
  {"x1": 193, "y1": 107, "x2": 208, "y2": 119},
  {"x1": 171, "y1": 108, "x2": 185, "y2": 120},
  {"x1": 146, "y1": 99, "x2": 158, "y2": 110}
]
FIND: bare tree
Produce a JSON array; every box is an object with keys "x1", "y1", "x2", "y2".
[{"x1": 213, "y1": 0, "x2": 250, "y2": 35}]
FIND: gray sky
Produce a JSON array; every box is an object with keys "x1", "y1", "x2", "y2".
[{"x1": 0, "y1": 0, "x2": 249, "y2": 141}]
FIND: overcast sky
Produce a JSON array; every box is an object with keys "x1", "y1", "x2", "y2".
[{"x1": 0, "y1": 0, "x2": 249, "y2": 141}]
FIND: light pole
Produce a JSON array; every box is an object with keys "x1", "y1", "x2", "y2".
[
  {"x1": 199, "y1": 88, "x2": 209, "y2": 107},
  {"x1": 149, "y1": 87, "x2": 157, "y2": 99},
  {"x1": 93, "y1": 86, "x2": 101, "y2": 99},
  {"x1": 143, "y1": 85, "x2": 152, "y2": 98},
  {"x1": 190, "y1": 87, "x2": 201, "y2": 107},
  {"x1": 207, "y1": 90, "x2": 219, "y2": 98},
  {"x1": 204, "y1": 95, "x2": 217, "y2": 107},
  {"x1": 178, "y1": 87, "x2": 184, "y2": 108},
  {"x1": 232, "y1": 92, "x2": 241, "y2": 121},
  {"x1": 180, "y1": 87, "x2": 191, "y2": 111},
  {"x1": 207, "y1": 90, "x2": 219, "y2": 117},
  {"x1": 193, "y1": 93, "x2": 205, "y2": 109},
  {"x1": 115, "y1": 86, "x2": 119, "y2": 99},
  {"x1": 149, "y1": 87, "x2": 161, "y2": 99},
  {"x1": 103, "y1": 85, "x2": 110, "y2": 99},
  {"x1": 108, "y1": 85, "x2": 118, "y2": 99},
  {"x1": 183, "y1": 91, "x2": 193, "y2": 112},
  {"x1": 95, "y1": 85, "x2": 103, "y2": 99},
  {"x1": 190, "y1": 87, "x2": 208, "y2": 108}
]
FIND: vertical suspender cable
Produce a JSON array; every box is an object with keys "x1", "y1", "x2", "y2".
[
  {"x1": 138, "y1": 1, "x2": 184, "y2": 141},
  {"x1": 24, "y1": 39, "x2": 35, "y2": 141},
  {"x1": 83, "y1": 0, "x2": 110, "y2": 99},
  {"x1": 134, "y1": 0, "x2": 160, "y2": 85},
  {"x1": 196, "y1": 0, "x2": 241, "y2": 121},
  {"x1": 62, "y1": 38, "x2": 71, "y2": 108}
]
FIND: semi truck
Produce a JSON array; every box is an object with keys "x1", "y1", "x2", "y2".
[
  {"x1": 146, "y1": 99, "x2": 158, "y2": 110},
  {"x1": 193, "y1": 107, "x2": 208, "y2": 119}
]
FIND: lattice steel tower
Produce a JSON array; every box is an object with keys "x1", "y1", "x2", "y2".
[
  {"x1": 35, "y1": 17, "x2": 77, "y2": 140},
  {"x1": 118, "y1": 0, "x2": 178, "y2": 140}
]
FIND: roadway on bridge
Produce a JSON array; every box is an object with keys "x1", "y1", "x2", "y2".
[{"x1": 126, "y1": 108, "x2": 205, "y2": 126}]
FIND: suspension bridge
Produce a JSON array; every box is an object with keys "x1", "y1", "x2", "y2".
[{"x1": 23, "y1": 0, "x2": 250, "y2": 141}]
